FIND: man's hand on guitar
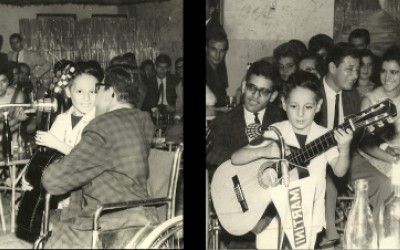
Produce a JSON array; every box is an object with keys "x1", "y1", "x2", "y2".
[
  {"x1": 21, "y1": 175, "x2": 33, "y2": 191},
  {"x1": 334, "y1": 128, "x2": 353, "y2": 155}
]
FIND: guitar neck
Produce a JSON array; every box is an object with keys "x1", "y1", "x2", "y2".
[{"x1": 285, "y1": 123, "x2": 350, "y2": 170}]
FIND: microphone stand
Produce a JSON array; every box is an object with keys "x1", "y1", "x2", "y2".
[{"x1": 267, "y1": 126, "x2": 289, "y2": 250}]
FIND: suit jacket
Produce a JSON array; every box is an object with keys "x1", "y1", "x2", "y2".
[
  {"x1": 315, "y1": 81, "x2": 362, "y2": 148},
  {"x1": 206, "y1": 103, "x2": 285, "y2": 176},
  {"x1": 8, "y1": 48, "x2": 51, "y2": 79},
  {"x1": 142, "y1": 73, "x2": 178, "y2": 112},
  {"x1": 0, "y1": 52, "x2": 8, "y2": 72},
  {"x1": 315, "y1": 82, "x2": 361, "y2": 128}
]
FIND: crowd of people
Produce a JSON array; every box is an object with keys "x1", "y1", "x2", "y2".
[
  {"x1": 0, "y1": 31, "x2": 183, "y2": 248},
  {"x1": 206, "y1": 16, "x2": 400, "y2": 249}
]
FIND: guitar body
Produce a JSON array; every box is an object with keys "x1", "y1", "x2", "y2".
[
  {"x1": 210, "y1": 158, "x2": 299, "y2": 236},
  {"x1": 16, "y1": 148, "x2": 64, "y2": 242}
]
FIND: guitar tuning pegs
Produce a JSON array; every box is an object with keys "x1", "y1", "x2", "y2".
[
  {"x1": 367, "y1": 125, "x2": 375, "y2": 133},
  {"x1": 387, "y1": 117, "x2": 395, "y2": 123},
  {"x1": 377, "y1": 121, "x2": 385, "y2": 127}
]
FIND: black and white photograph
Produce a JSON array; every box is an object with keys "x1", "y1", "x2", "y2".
[
  {"x1": 206, "y1": 0, "x2": 400, "y2": 249},
  {"x1": 0, "y1": 0, "x2": 183, "y2": 248}
]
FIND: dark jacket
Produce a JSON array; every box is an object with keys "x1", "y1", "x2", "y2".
[{"x1": 142, "y1": 73, "x2": 178, "y2": 112}]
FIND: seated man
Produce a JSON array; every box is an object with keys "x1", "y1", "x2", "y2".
[
  {"x1": 40, "y1": 65, "x2": 159, "y2": 248},
  {"x1": 206, "y1": 60, "x2": 284, "y2": 248}
]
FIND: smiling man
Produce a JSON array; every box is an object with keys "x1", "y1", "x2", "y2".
[{"x1": 316, "y1": 43, "x2": 393, "y2": 249}]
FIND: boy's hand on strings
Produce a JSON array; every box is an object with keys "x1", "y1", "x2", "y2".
[
  {"x1": 36, "y1": 131, "x2": 60, "y2": 149},
  {"x1": 265, "y1": 142, "x2": 291, "y2": 158},
  {"x1": 334, "y1": 128, "x2": 353, "y2": 155}
]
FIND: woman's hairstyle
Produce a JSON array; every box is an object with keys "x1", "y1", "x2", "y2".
[
  {"x1": 104, "y1": 64, "x2": 146, "y2": 108},
  {"x1": 282, "y1": 71, "x2": 322, "y2": 101}
]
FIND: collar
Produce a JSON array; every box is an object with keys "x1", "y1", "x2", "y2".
[
  {"x1": 66, "y1": 106, "x2": 96, "y2": 122},
  {"x1": 243, "y1": 106, "x2": 266, "y2": 121},
  {"x1": 157, "y1": 77, "x2": 166, "y2": 84},
  {"x1": 323, "y1": 77, "x2": 342, "y2": 97}
]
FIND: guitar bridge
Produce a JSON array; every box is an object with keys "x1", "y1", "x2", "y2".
[{"x1": 232, "y1": 175, "x2": 248, "y2": 212}]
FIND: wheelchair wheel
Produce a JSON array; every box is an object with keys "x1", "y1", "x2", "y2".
[{"x1": 132, "y1": 215, "x2": 183, "y2": 249}]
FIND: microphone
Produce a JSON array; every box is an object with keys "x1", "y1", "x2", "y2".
[{"x1": 0, "y1": 98, "x2": 58, "y2": 113}]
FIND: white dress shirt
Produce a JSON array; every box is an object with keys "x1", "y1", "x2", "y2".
[
  {"x1": 244, "y1": 107, "x2": 266, "y2": 127},
  {"x1": 323, "y1": 77, "x2": 344, "y2": 130},
  {"x1": 157, "y1": 77, "x2": 168, "y2": 105}
]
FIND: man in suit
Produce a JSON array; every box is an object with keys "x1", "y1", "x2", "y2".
[
  {"x1": 8, "y1": 33, "x2": 51, "y2": 85},
  {"x1": 206, "y1": 60, "x2": 284, "y2": 248},
  {"x1": 316, "y1": 43, "x2": 392, "y2": 248},
  {"x1": 141, "y1": 53, "x2": 178, "y2": 115}
]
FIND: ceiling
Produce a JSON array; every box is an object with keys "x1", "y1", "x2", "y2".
[{"x1": 0, "y1": 0, "x2": 168, "y2": 5}]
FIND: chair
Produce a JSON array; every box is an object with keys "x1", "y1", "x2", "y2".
[{"x1": 33, "y1": 143, "x2": 183, "y2": 249}]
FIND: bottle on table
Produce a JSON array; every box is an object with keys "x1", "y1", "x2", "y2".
[
  {"x1": 2, "y1": 111, "x2": 12, "y2": 162},
  {"x1": 378, "y1": 161, "x2": 400, "y2": 249},
  {"x1": 343, "y1": 178, "x2": 378, "y2": 249}
]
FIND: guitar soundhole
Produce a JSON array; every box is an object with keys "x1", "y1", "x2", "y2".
[{"x1": 258, "y1": 162, "x2": 278, "y2": 189}]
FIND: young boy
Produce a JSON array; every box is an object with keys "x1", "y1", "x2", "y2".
[{"x1": 231, "y1": 71, "x2": 353, "y2": 249}]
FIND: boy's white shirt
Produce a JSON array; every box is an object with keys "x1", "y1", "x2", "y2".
[
  {"x1": 48, "y1": 106, "x2": 96, "y2": 208},
  {"x1": 49, "y1": 107, "x2": 96, "y2": 147},
  {"x1": 255, "y1": 120, "x2": 339, "y2": 249}
]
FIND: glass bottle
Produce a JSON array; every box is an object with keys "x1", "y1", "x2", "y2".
[
  {"x1": 343, "y1": 179, "x2": 378, "y2": 249},
  {"x1": 2, "y1": 111, "x2": 12, "y2": 162},
  {"x1": 378, "y1": 161, "x2": 400, "y2": 249}
]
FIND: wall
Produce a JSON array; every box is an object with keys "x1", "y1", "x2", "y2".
[
  {"x1": 0, "y1": 0, "x2": 182, "y2": 67},
  {"x1": 223, "y1": 0, "x2": 334, "y2": 95}
]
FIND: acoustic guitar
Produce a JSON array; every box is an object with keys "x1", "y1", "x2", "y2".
[
  {"x1": 16, "y1": 94, "x2": 67, "y2": 243},
  {"x1": 211, "y1": 99, "x2": 397, "y2": 236}
]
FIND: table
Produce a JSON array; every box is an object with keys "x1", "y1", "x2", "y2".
[{"x1": 0, "y1": 153, "x2": 31, "y2": 233}]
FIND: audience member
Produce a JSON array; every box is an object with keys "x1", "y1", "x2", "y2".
[
  {"x1": 140, "y1": 59, "x2": 156, "y2": 81},
  {"x1": 316, "y1": 43, "x2": 392, "y2": 248},
  {"x1": 348, "y1": 28, "x2": 370, "y2": 50},
  {"x1": 288, "y1": 39, "x2": 308, "y2": 58},
  {"x1": 359, "y1": 45, "x2": 400, "y2": 176},
  {"x1": 0, "y1": 35, "x2": 8, "y2": 72},
  {"x1": 356, "y1": 48, "x2": 377, "y2": 97},
  {"x1": 8, "y1": 33, "x2": 51, "y2": 85},
  {"x1": 122, "y1": 52, "x2": 137, "y2": 67},
  {"x1": 308, "y1": 33, "x2": 334, "y2": 62},
  {"x1": 175, "y1": 57, "x2": 183, "y2": 82},
  {"x1": 206, "y1": 60, "x2": 284, "y2": 249},
  {"x1": 142, "y1": 53, "x2": 178, "y2": 115},
  {"x1": 206, "y1": 25, "x2": 229, "y2": 107},
  {"x1": 298, "y1": 51, "x2": 325, "y2": 79},
  {"x1": 273, "y1": 42, "x2": 299, "y2": 84},
  {"x1": 17, "y1": 62, "x2": 34, "y2": 103},
  {"x1": 41, "y1": 65, "x2": 158, "y2": 248}
]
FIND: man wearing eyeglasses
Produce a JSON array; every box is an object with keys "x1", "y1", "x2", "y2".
[
  {"x1": 206, "y1": 60, "x2": 284, "y2": 248},
  {"x1": 40, "y1": 65, "x2": 158, "y2": 248}
]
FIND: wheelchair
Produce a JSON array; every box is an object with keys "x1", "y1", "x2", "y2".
[{"x1": 33, "y1": 143, "x2": 184, "y2": 249}]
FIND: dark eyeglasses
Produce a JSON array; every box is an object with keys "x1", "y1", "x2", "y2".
[
  {"x1": 95, "y1": 83, "x2": 111, "y2": 93},
  {"x1": 245, "y1": 83, "x2": 273, "y2": 97}
]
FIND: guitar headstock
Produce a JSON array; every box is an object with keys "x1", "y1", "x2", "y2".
[{"x1": 346, "y1": 99, "x2": 397, "y2": 133}]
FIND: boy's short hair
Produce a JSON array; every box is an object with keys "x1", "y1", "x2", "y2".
[
  {"x1": 348, "y1": 28, "x2": 370, "y2": 45},
  {"x1": 325, "y1": 42, "x2": 359, "y2": 68},
  {"x1": 282, "y1": 71, "x2": 322, "y2": 101},
  {"x1": 245, "y1": 60, "x2": 278, "y2": 91}
]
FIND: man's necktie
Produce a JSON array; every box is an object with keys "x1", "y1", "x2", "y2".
[
  {"x1": 158, "y1": 81, "x2": 164, "y2": 104},
  {"x1": 333, "y1": 93, "x2": 340, "y2": 128},
  {"x1": 16, "y1": 52, "x2": 19, "y2": 63},
  {"x1": 254, "y1": 112, "x2": 261, "y2": 124}
]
